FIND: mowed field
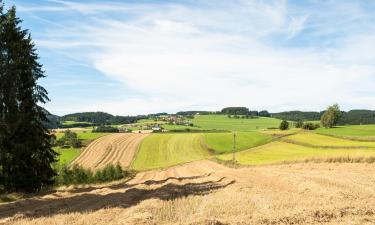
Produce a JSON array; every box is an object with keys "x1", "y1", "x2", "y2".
[
  {"x1": 315, "y1": 124, "x2": 375, "y2": 139},
  {"x1": 3, "y1": 160, "x2": 375, "y2": 225},
  {"x1": 72, "y1": 133, "x2": 149, "y2": 170},
  {"x1": 192, "y1": 115, "x2": 281, "y2": 131},
  {"x1": 132, "y1": 133, "x2": 211, "y2": 170},
  {"x1": 203, "y1": 131, "x2": 271, "y2": 153}
]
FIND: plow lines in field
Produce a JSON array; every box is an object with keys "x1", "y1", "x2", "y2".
[{"x1": 71, "y1": 133, "x2": 149, "y2": 169}]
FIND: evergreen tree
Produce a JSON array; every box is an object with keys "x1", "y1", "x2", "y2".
[{"x1": 0, "y1": 4, "x2": 57, "y2": 192}]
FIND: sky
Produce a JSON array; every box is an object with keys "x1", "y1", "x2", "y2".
[{"x1": 4, "y1": 0, "x2": 375, "y2": 116}]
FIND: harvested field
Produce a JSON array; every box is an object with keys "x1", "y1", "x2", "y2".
[
  {"x1": 72, "y1": 133, "x2": 149, "y2": 170},
  {"x1": 2, "y1": 161, "x2": 375, "y2": 225}
]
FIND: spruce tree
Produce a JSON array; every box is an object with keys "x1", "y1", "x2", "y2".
[{"x1": 0, "y1": 4, "x2": 57, "y2": 192}]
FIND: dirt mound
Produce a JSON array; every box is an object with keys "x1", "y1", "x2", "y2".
[
  {"x1": 72, "y1": 133, "x2": 149, "y2": 169},
  {"x1": 1, "y1": 161, "x2": 375, "y2": 225}
]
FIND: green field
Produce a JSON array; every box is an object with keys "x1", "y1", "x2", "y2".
[
  {"x1": 54, "y1": 147, "x2": 81, "y2": 165},
  {"x1": 55, "y1": 131, "x2": 109, "y2": 140},
  {"x1": 162, "y1": 124, "x2": 205, "y2": 131},
  {"x1": 260, "y1": 128, "x2": 300, "y2": 135},
  {"x1": 216, "y1": 141, "x2": 375, "y2": 165},
  {"x1": 132, "y1": 133, "x2": 210, "y2": 170},
  {"x1": 61, "y1": 121, "x2": 92, "y2": 125},
  {"x1": 284, "y1": 132, "x2": 375, "y2": 147},
  {"x1": 315, "y1": 125, "x2": 375, "y2": 138},
  {"x1": 203, "y1": 131, "x2": 272, "y2": 153},
  {"x1": 192, "y1": 115, "x2": 281, "y2": 131}
]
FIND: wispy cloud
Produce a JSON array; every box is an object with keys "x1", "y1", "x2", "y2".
[{"x1": 10, "y1": 0, "x2": 375, "y2": 115}]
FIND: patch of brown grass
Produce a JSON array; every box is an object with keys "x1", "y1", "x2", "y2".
[{"x1": 2, "y1": 161, "x2": 375, "y2": 225}]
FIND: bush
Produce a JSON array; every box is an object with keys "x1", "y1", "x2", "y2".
[
  {"x1": 92, "y1": 126, "x2": 119, "y2": 133},
  {"x1": 302, "y1": 122, "x2": 320, "y2": 130},
  {"x1": 279, "y1": 120, "x2": 289, "y2": 130},
  {"x1": 55, "y1": 164, "x2": 135, "y2": 186},
  {"x1": 56, "y1": 130, "x2": 82, "y2": 148}
]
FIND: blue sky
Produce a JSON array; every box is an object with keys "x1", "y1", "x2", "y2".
[{"x1": 4, "y1": 0, "x2": 375, "y2": 116}]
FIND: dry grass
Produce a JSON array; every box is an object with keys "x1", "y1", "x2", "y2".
[
  {"x1": 72, "y1": 133, "x2": 149, "y2": 170},
  {"x1": 2, "y1": 160, "x2": 375, "y2": 225}
]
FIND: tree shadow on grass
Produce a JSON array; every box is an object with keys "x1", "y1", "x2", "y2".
[{"x1": 0, "y1": 175, "x2": 234, "y2": 220}]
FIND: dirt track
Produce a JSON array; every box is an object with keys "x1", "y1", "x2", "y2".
[
  {"x1": 72, "y1": 133, "x2": 149, "y2": 169},
  {"x1": 1, "y1": 160, "x2": 375, "y2": 224}
]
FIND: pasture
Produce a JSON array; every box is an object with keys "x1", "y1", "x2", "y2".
[
  {"x1": 216, "y1": 141, "x2": 375, "y2": 165},
  {"x1": 54, "y1": 147, "x2": 81, "y2": 165},
  {"x1": 192, "y1": 115, "x2": 281, "y2": 131},
  {"x1": 132, "y1": 133, "x2": 210, "y2": 170},
  {"x1": 203, "y1": 131, "x2": 271, "y2": 153},
  {"x1": 284, "y1": 132, "x2": 375, "y2": 147},
  {"x1": 315, "y1": 124, "x2": 375, "y2": 138}
]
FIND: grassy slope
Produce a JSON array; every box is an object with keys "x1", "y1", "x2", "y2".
[
  {"x1": 132, "y1": 133, "x2": 210, "y2": 170},
  {"x1": 162, "y1": 124, "x2": 205, "y2": 131},
  {"x1": 284, "y1": 132, "x2": 375, "y2": 147},
  {"x1": 192, "y1": 115, "x2": 281, "y2": 131},
  {"x1": 54, "y1": 147, "x2": 81, "y2": 165},
  {"x1": 55, "y1": 131, "x2": 109, "y2": 140},
  {"x1": 203, "y1": 131, "x2": 272, "y2": 153},
  {"x1": 217, "y1": 141, "x2": 375, "y2": 165},
  {"x1": 315, "y1": 125, "x2": 375, "y2": 137},
  {"x1": 54, "y1": 131, "x2": 110, "y2": 164}
]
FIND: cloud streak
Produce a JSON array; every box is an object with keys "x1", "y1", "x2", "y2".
[{"x1": 11, "y1": 0, "x2": 375, "y2": 115}]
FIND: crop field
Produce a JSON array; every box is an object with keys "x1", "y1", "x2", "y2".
[
  {"x1": 315, "y1": 124, "x2": 375, "y2": 138},
  {"x1": 203, "y1": 131, "x2": 271, "y2": 153},
  {"x1": 260, "y1": 128, "x2": 300, "y2": 135},
  {"x1": 72, "y1": 133, "x2": 149, "y2": 170},
  {"x1": 283, "y1": 132, "x2": 375, "y2": 147},
  {"x1": 192, "y1": 115, "x2": 281, "y2": 131},
  {"x1": 132, "y1": 133, "x2": 210, "y2": 170},
  {"x1": 216, "y1": 141, "x2": 375, "y2": 165},
  {"x1": 4, "y1": 161, "x2": 375, "y2": 225},
  {"x1": 161, "y1": 124, "x2": 205, "y2": 131},
  {"x1": 54, "y1": 131, "x2": 109, "y2": 140}
]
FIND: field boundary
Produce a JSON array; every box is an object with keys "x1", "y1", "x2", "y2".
[
  {"x1": 281, "y1": 138, "x2": 374, "y2": 149},
  {"x1": 316, "y1": 132, "x2": 375, "y2": 142}
]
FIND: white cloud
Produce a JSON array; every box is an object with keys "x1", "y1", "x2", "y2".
[{"x1": 24, "y1": 0, "x2": 375, "y2": 114}]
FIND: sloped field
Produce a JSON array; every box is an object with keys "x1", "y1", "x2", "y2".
[
  {"x1": 2, "y1": 161, "x2": 375, "y2": 225},
  {"x1": 283, "y1": 132, "x2": 375, "y2": 148},
  {"x1": 217, "y1": 141, "x2": 375, "y2": 165},
  {"x1": 72, "y1": 133, "x2": 149, "y2": 169},
  {"x1": 132, "y1": 133, "x2": 210, "y2": 171}
]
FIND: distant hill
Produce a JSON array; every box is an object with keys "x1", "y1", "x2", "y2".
[
  {"x1": 61, "y1": 112, "x2": 146, "y2": 126},
  {"x1": 272, "y1": 110, "x2": 375, "y2": 125}
]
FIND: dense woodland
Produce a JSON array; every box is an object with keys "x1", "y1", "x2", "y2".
[{"x1": 272, "y1": 110, "x2": 375, "y2": 125}]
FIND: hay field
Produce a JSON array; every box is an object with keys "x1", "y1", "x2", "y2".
[
  {"x1": 2, "y1": 160, "x2": 375, "y2": 225},
  {"x1": 132, "y1": 133, "x2": 210, "y2": 171},
  {"x1": 72, "y1": 133, "x2": 149, "y2": 170}
]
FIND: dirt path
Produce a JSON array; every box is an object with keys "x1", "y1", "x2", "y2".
[
  {"x1": 72, "y1": 133, "x2": 149, "y2": 169},
  {"x1": 1, "y1": 161, "x2": 375, "y2": 225}
]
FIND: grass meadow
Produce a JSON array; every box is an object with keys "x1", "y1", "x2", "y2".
[
  {"x1": 315, "y1": 124, "x2": 375, "y2": 138},
  {"x1": 132, "y1": 133, "x2": 210, "y2": 170},
  {"x1": 192, "y1": 115, "x2": 281, "y2": 131},
  {"x1": 216, "y1": 141, "x2": 375, "y2": 165},
  {"x1": 203, "y1": 131, "x2": 272, "y2": 153}
]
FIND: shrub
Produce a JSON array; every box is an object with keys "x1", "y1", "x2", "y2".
[
  {"x1": 56, "y1": 130, "x2": 82, "y2": 148},
  {"x1": 92, "y1": 126, "x2": 119, "y2": 133},
  {"x1": 302, "y1": 122, "x2": 320, "y2": 130},
  {"x1": 55, "y1": 164, "x2": 135, "y2": 186},
  {"x1": 279, "y1": 120, "x2": 289, "y2": 130}
]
